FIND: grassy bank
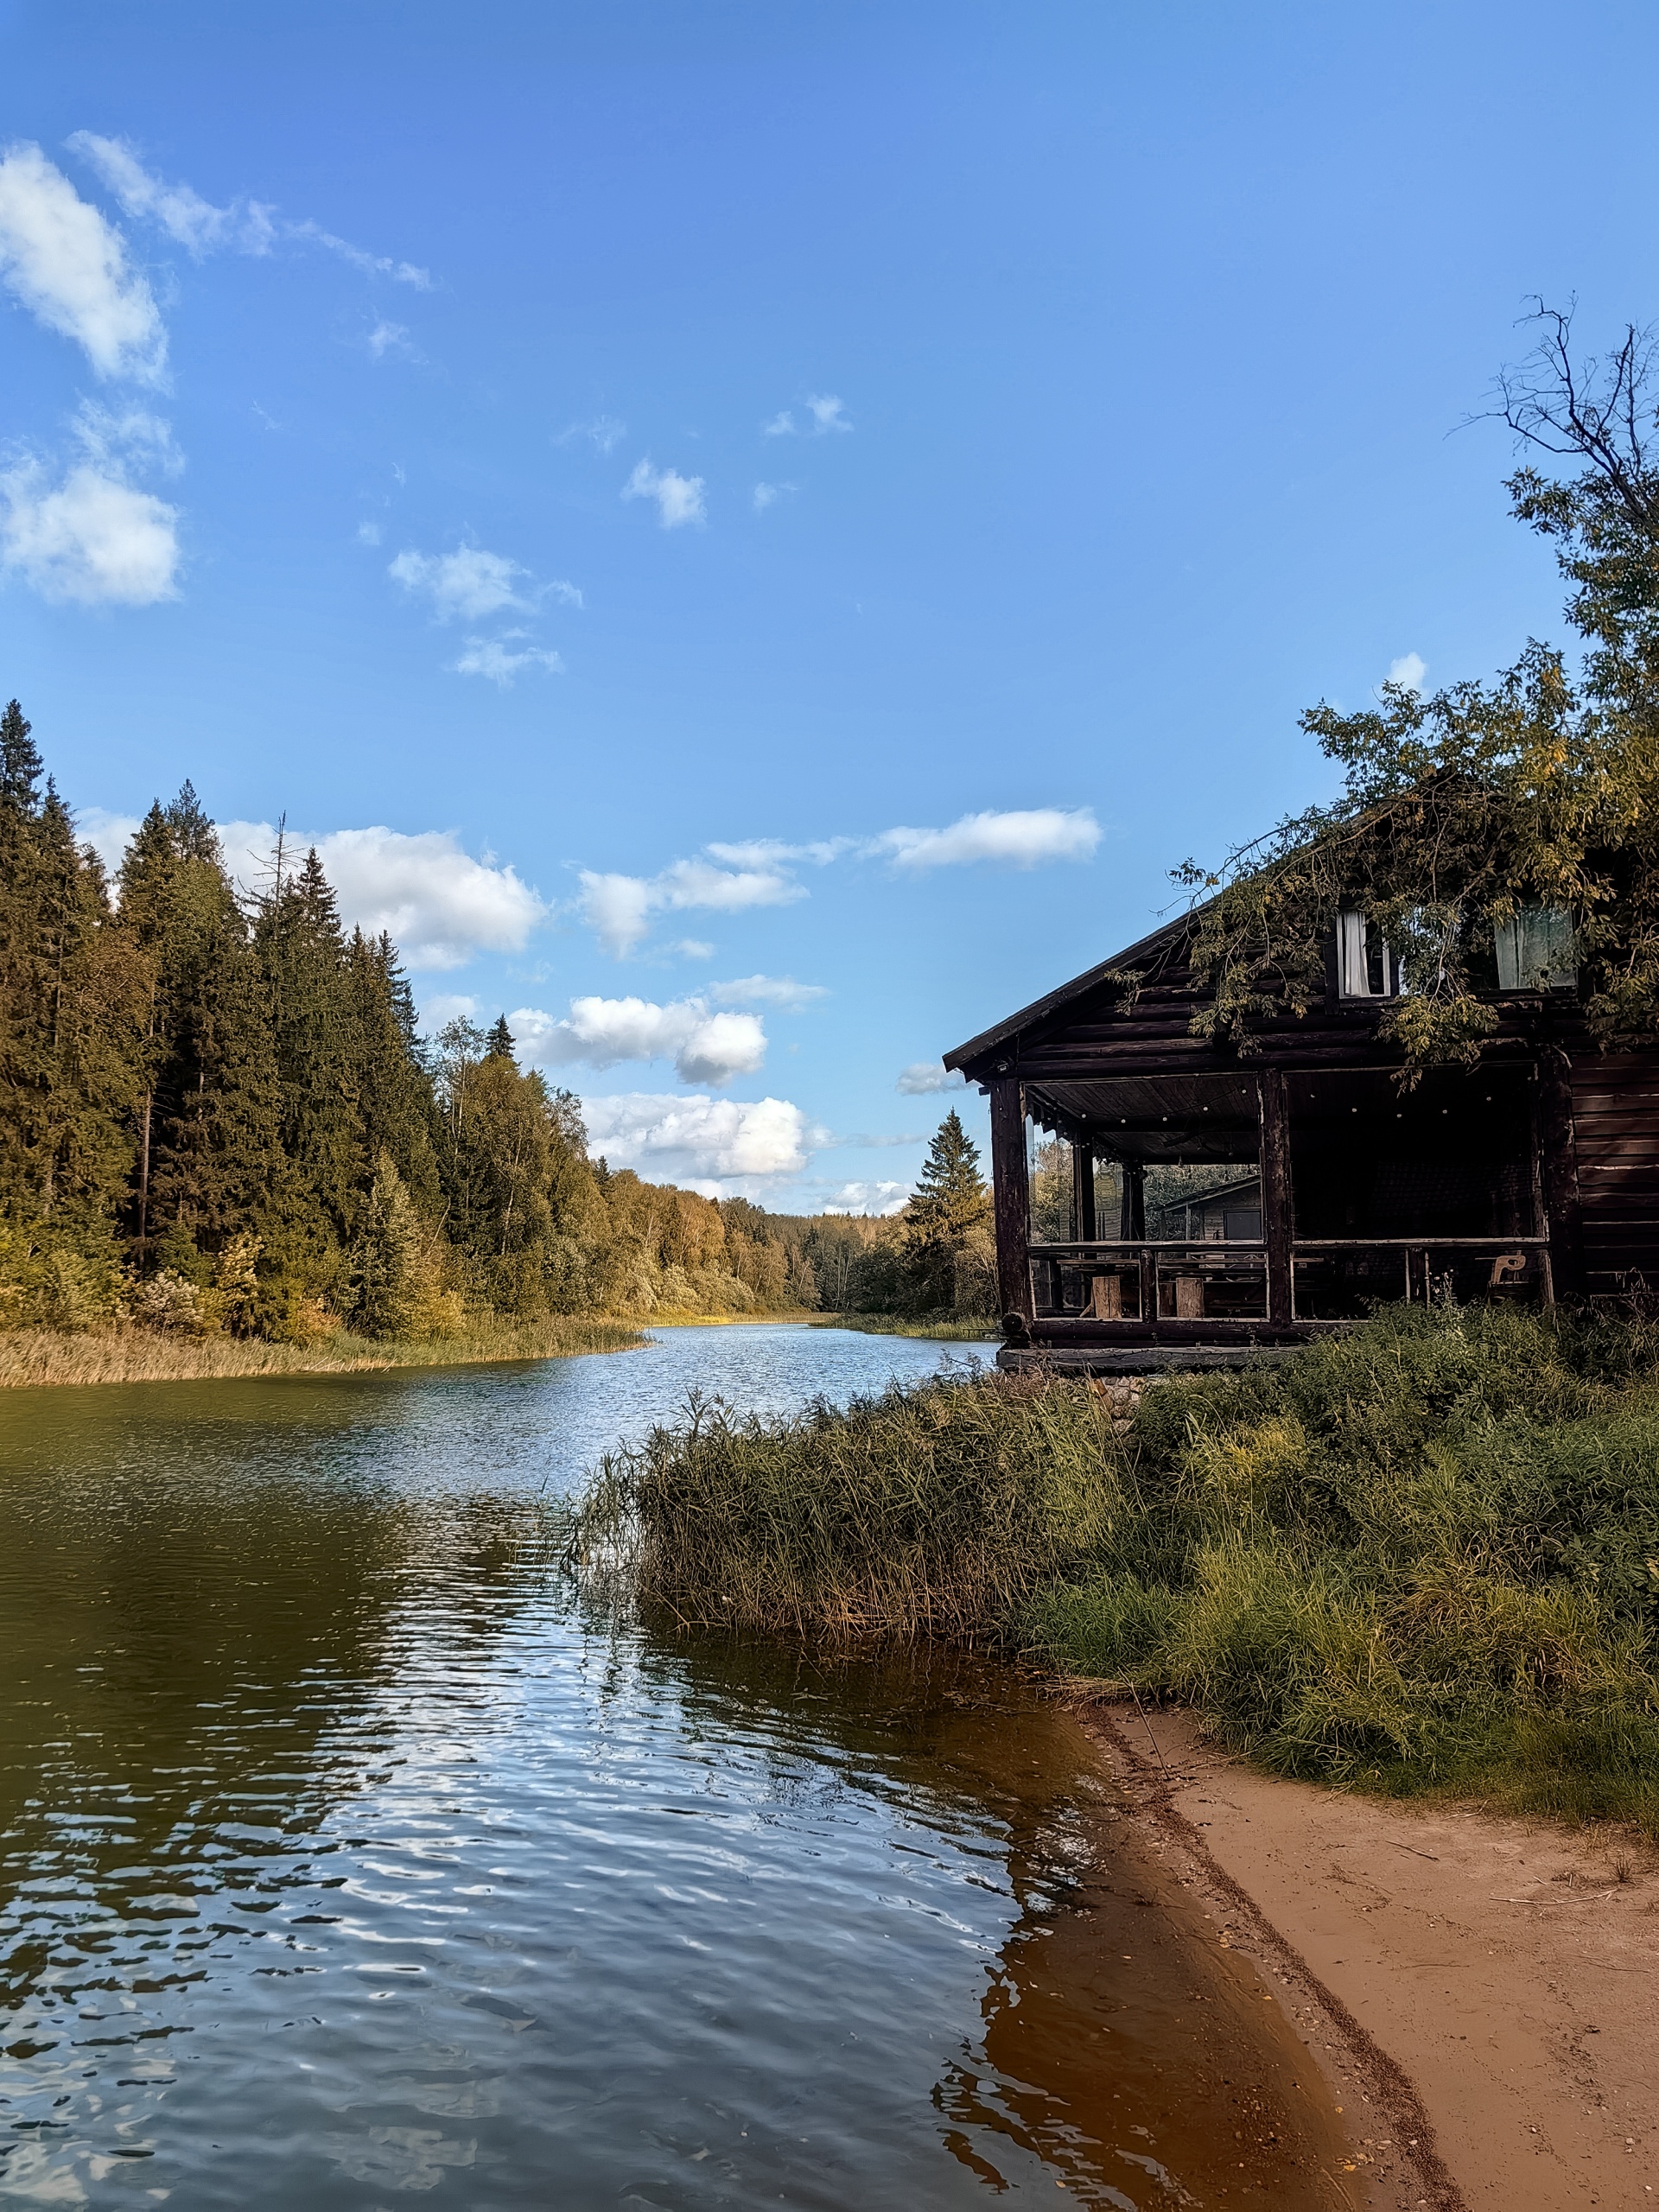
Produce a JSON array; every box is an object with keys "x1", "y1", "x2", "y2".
[
  {"x1": 0, "y1": 1315, "x2": 645, "y2": 1388},
  {"x1": 810, "y1": 1313, "x2": 1000, "y2": 1341},
  {"x1": 576, "y1": 1304, "x2": 1659, "y2": 1833}
]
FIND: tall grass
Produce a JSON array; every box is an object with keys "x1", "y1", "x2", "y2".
[
  {"x1": 0, "y1": 1314, "x2": 644, "y2": 1389},
  {"x1": 575, "y1": 1304, "x2": 1659, "y2": 1830}
]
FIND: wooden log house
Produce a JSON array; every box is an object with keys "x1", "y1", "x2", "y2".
[{"x1": 944, "y1": 904, "x2": 1659, "y2": 1371}]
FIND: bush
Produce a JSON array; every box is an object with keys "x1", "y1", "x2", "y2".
[{"x1": 579, "y1": 1302, "x2": 1659, "y2": 1832}]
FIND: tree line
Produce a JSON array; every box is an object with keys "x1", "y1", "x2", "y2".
[{"x1": 0, "y1": 707, "x2": 992, "y2": 1341}]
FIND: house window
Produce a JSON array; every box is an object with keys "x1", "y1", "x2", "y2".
[
  {"x1": 1494, "y1": 906, "x2": 1576, "y2": 993},
  {"x1": 1337, "y1": 910, "x2": 1395, "y2": 998}
]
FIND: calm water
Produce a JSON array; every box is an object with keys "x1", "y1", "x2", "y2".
[{"x1": 0, "y1": 1325, "x2": 1351, "y2": 2209}]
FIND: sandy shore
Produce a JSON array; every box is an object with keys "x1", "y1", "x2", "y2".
[{"x1": 1076, "y1": 1697, "x2": 1659, "y2": 2211}]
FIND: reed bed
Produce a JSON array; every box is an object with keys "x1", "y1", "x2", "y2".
[
  {"x1": 0, "y1": 1315, "x2": 644, "y2": 1389},
  {"x1": 811, "y1": 1313, "x2": 1001, "y2": 1341},
  {"x1": 575, "y1": 1303, "x2": 1659, "y2": 1830}
]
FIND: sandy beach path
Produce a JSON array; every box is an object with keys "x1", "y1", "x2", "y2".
[{"x1": 1077, "y1": 1699, "x2": 1659, "y2": 2212}]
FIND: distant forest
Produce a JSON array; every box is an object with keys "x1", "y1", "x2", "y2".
[{"x1": 0, "y1": 705, "x2": 992, "y2": 1342}]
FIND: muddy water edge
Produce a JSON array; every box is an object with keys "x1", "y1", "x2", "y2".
[{"x1": 0, "y1": 1324, "x2": 1358, "y2": 2208}]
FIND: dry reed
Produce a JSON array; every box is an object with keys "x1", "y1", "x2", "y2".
[{"x1": 0, "y1": 1315, "x2": 644, "y2": 1389}]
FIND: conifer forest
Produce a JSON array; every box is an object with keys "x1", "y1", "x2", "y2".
[{"x1": 0, "y1": 705, "x2": 993, "y2": 1347}]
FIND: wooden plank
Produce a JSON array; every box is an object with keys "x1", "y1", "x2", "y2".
[
  {"x1": 1259, "y1": 1068, "x2": 1293, "y2": 1325},
  {"x1": 988, "y1": 1074, "x2": 1033, "y2": 1322},
  {"x1": 1539, "y1": 1049, "x2": 1584, "y2": 1298},
  {"x1": 1071, "y1": 1142, "x2": 1096, "y2": 1242}
]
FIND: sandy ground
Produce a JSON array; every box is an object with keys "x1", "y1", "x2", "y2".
[{"x1": 1075, "y1": 1698, "x2": 1659, "y2": 2212}]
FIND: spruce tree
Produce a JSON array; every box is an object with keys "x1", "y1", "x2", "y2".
[
  {"x1": 901, "y1": 1110, "x2": 990, "y2": 1313},
  {"x1": 486, "y1": 1014, "x2": 515, "y2": 1060}
]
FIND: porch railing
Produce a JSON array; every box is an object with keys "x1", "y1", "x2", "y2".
[{"x1": 1028, "y1": 1236, "x2": 1551, "y2": 1322}]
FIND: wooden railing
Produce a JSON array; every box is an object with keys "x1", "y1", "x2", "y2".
[{"x1": 1029, "y1": 1236, "x2": 1551, "y2": 1322}]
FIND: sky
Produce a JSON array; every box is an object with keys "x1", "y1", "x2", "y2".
[{"x1": 3, "y1": 0, "x2": 1656, "y2": 1210}]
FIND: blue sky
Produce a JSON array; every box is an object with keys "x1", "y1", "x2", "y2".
[{"x1": 3, "y1": 0, "x2": 1656, "y2": 1208}]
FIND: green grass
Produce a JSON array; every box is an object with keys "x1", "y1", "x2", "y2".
[
  {"x1": 811, "y1": 1312, "x2": 1001, "y2": 1341},
  {"x1": 575, "y1": 1302, "x2": 1659, "y2": 1833}
]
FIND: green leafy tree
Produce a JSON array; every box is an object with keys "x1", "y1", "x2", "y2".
[{"x1": 1178, "y1": 307, "x2": 1659, "y2": 1078}]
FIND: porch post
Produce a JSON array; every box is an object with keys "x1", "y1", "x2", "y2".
[
  {"x1": 1071, "y1": 1141, "x2": 1096, "y2": 1242},
  {"x1": 1535, "y1": 1050, "x2": 1582, "y2": 1300},
  {"x1": 1121, "y1": 1161, "x2": 1145, "y2": 1239},
  {"x1": 988, "y1": 1076, "x2": 1033, "y2": 1320},
  {"x1": 1259, "y1": 1068, "x2": 1294, "y2": 1325}
]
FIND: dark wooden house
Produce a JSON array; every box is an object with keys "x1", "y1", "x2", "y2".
[{"x1": 944, "y1": 905, "x2": 1659, "y2": 1370}]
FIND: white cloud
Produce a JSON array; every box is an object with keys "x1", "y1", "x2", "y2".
[
  {"x1": 558, "y1": 415, "x2": 626, "y2": 454},
  {"x1": 753, "y1": 481, "x2": 796, "y2": 512},
  {"x1": 390, "y1": 545, "x2": 529, "y2": 621},
  {"x1": 873, "y1": 806, "x2": 1100, "y2": 871},
  {"x1": 580, "y1": 1091, "x2": 811, "y2": 1193},
  {"x1": 357, "y1": 520, "x2": 382, "y2": 546},
  {"x1": 763, "y1": 394, "x2": 851, "y2": 438},
  {"x1": 67, "y1": 130, "x2": 270, "y2": 256},
  {"x1": 1, "y1": 452, "x2": 181, "y2": 605},
  {"x1": 453, "y1": 634, "x2": 564, "y2": 686},
  {"x1": 74, "y1": 805, "x2": 141, "y2": 875},
  {"x1": 366, "y1": 317, "x2": 421, "y2": 362},
  {"x1": 419, "y1": 993, "x2": 477, "y2": 1032},
  {"x1": 69, "y1": 133, "x2": 429, "y2": 285},
  {"x1": 200, "y1": 821, "x2": 546, "y2": 970},
  {"x1": 512, "y1": 995, "x2": 767, "y2": 1086},
  {"x1": 896, "y1": 1060, "x2": 967, "y2": 1095},
  {"x1": 671, "y1": 938, "x2": 714, "y2": 959},
  {"x1": 704, "y1": 836, "x2": 851, "y2": 868},
  {"x1": 622, "y1": 458, "x2": 706, "y2": 529},
  {"x1": 574, "y1": 813, "x2": 1091, "y2": 957},
  {"x1": 818, "y1": 1180, "x2": 910, "y2": 1217},
  {"x1": 0, "y1": 142, "x2": 166, "y2": 380},
  {"x1": 577, "y1": 856, "x2": 807, "y2": 956},
  {"x1": 289, "y1": 219, "x2": 429, "y2": 288},
  {"x1": 1384, "y1": 652, "x2": 1427, "y2": 696},
  {"x1": 709, "y1": 974, "x2": 827, "y2": 1011}
]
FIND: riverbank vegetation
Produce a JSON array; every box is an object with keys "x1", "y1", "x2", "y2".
[
  {"x1": 576, "y1": 1302, "x2": 1659, "y2": 1834},
  {"x1": 0, "y1": 703, "x2": 995, "y2": 1365},
  {"x1": 0, "y1": 1314, "x2": 643, "y2": 1389}
]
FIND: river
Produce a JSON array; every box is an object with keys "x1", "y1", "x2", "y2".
[{"x1": 0, "y1": 1324, "x2": 1351, "y2": 2208}]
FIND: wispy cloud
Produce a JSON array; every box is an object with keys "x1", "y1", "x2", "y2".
[
  {"x1": 0, "y1": 142, "x2": 167, "y2": 381},
  {"x1": 709, "y1": 975, "x2": 827, "y2": 1012},
  {"x1": 388, "y1": 544, "x2": 582, "y2": 623},
  {"x1": 762, "y1": 393, "x2": 852, "y2": 438},
  {"x1": 753, "y1": 480, "x2": 796, "y2": 512},
  {"x1": 579, "y1": 857, "x2": 807, "y2": 957},
  {"x1": 558, "y1": 414, "x2": 626, "y2": 454},
  {"x1": 622, "y1": 458, "x2": 706, "y2": 529},
  {"x1": 872, "y1": 807, "x2": 1100, "y2": 870},
  {"x1": 575, "y1": 810, "x2": 1100, "y2": 955},
  {"x1": 578, "y1": 1091, "x2": 812, "y2": 1195},
  {"x1": 70, "y1": 134, "x2": 431, "y2": 286},
  {"x1": 366, "y1": 317, "x2": 422, "y2": 362},
  {"x1": 67, "y1": 130, "x2": 272, "y2": 257},
  {"x1": 452, "y1": 634, "x2": 564, "y2": 686},
  {"x1": 512, "y1": 995, "x2": 766, "y2": 1086},
  {"x1": 896, "y1": 1060, "x2": 967, "y2": 1096}
]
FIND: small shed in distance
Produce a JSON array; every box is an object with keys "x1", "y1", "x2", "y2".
[{"x1": 944, "y1": 905, "x2": 1659, "y2": 1370}]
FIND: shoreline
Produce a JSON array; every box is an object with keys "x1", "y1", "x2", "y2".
[
  {"x1": 1073, "y1": 1694, "x2": 1658, "y2": 2211},
  {"x1": 0, "y1": 1317, "x2": 645, "y2": 1389}
]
